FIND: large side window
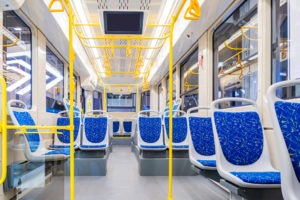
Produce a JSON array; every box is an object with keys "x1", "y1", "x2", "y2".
[
  {"x1": 68, "y1": 73, "x2": 78, "y2": 103},
  {"x1": 166, "y1": 69, "x2": 176, "y2": 103},
  {"x1": 107, "y1": 93, "x2": 136, "y2": 112},
  {"x1": 213, "y1": 0, "x2": 258, "y2": 108},
  {"x1": 46, "y1": 47, "x2": 64, "y2": 113},
  {"x1": 180, "y1": 48, "x2": 199, "y2": 112},
  {"x1": 3, "y1": 11, "x2": 32, "y2": 108},
  {"x1": 93, "y1": 91, "x2": 103, "y2": 110},
  {"x1": 141, "y1": 90, "x2": 150, "y2": 110},
  {"x1": 158, "y1": 83, "x2": 163, "y2": 112},
  {"x1": 272, "y1": 0, "x2": 300, "y2": 99}
]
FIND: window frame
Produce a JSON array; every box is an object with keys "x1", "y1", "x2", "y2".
[{"x1": 106, "y1": 93, "x2": 137, "y2": 112}]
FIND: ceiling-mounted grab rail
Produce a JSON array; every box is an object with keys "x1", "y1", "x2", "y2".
[
  {"x1": 184, "y1": 0, "x2": 201, "y2": 20},
  {"x1": 48, "y1": 0, "x2": 65, "y2": 12}
]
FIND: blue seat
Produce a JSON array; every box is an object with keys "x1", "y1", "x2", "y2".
[
  {"x1": 137, "y1": 110, "x2": 166, "y2": 150},
  {"x1": 8, "y1": 100, "x2": 70, "y2": 162},
  {"x1": 123, "y1": 120, "x2": 133, "y2": 136},
  {"x1": 112, "y1": 120, "x2": 121, "y2": 136},
  {"x1": 211, "y1": 98, "x2": 280, "y2": 188},
  {"x1": 267, "y1": 80, "x2": 300, "y2": 199},
  {"x1": 80, "y1": 110, "x2": 109, "y2": 150},
  {"x1": 49, "y1": 110, "x2": 81, "y2": 149},
  {"x1": 164, "y1": 110, "x2": 189, "y2": 150},
  {"x1": 187, "y1": 106, "x2": 216, "y2": 170}
]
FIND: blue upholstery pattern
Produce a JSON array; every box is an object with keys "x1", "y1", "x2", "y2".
[
  {"x1": 197, "y1": 160, "x2": 216, "y2": 167},
  {"x1": 57, "y1": 117, "x2": 80, "y2": 143},
  {"x1": 214, "y1": 112, "x2": 263, "y2": 165},
  {"x1": 139, "y1": 117, "x2": 162, "y2": 143},
  {"x1": 140, "y1": 145, "x2": 166, "y2": 149},
  {"x1": 49, "y1": 144, "x2": 76, "y2": 148},
  {"x1": 123, "y1": 121, "x2": 132, "y2": 133},
  {"x1": 173, "y1": 145, "x2": 189, "y2": 148},
  {"x1": 113, "y1": 121, "x2": 119, "y2": 133},
  {"x1": 80, "y1": 144, "x2": 107, "y2": 149},
  {"x1": 189, "y1": 117, "x2": 215, "y2": 156},
  {"x1": 230, "y1": 172, "x2": 281, "y2": 184},
  {"x1": 84, "y1": 117, "x2": 107, "y2": 143},
  {"x1": 13, "y1": 111, "x2": 39, "y2": 152},
  {"x1": 275, "y1": 101, "x2": 300, "y2": 182},
  {"x1": 44, "y1": 148, "x2": 70, "y2": 155},
  {"x1": 164, "y1": 117, "x2": 188, "y2": 143}
]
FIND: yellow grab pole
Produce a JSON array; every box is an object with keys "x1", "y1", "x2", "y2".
[
  {"x1": 168, "y1": 16, "x2": 175, "y2": 200},
  {"x1": 103, "y1": 86, "x2": 107, "y2": 112},
  {"x1": 0, "y1": 77, "x2": 7, "y2": 185},
  {"x1": 65, "y1": 1, "x2": 75, "y2": 200}
]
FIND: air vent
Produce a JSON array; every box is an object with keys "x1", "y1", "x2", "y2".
[{"x1": 103, "y1": 11, "x2": 144, "y2": 34}]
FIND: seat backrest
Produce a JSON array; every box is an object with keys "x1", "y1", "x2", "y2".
[
  {"x1": 267, "y1": 80, "x2": 300, "y2": 199},
  {"x1": 187, "y1": 106, "x2": 215, "y2": 156},
  {"x1": 164, "y1": 110, "x2": 188, "y2": 146},
  {"x1": 123, "y1": 121, "x2": 132, "y2": 133},
  {"x1": 113, "y1": 121, "x2": 120, "y2": 133},
  {"x1": 8, "y1": 100, "x2": 41, "y2": 152},
  {"x1": 83, "y1": 110, "x2": 108, "y2": 145},
  {"x1": 63, "y1": 98, "x2": 81, "y2": 118},
  {"x1": 56, "y1": 112, "x2": 81, "y2": 143},
  {"x1": 138, "y1": 110, "x2": 162, "y2": 144},
  {"x1": 211, "y1": 98, "x2": 273, "y2": 171}
]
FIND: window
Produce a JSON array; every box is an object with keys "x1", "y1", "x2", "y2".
[
  {"x1": 141, "y1": 90, "x2": 150, "y2": 110},
  {"x1": 180, "y1": 48, "x2": 199, "y2": 112},
  {"x1": 166, "y1": 69, "x2": 176, "y2": 102},
  {"x1": 81, "y1": 88, "x2": 86, "y2": 113},
  {"x1": 46, "y1": 47, "x2": 64, "y2": 113},
  {"x1": 68, "y1": 73, "x2": 78, "y2": 103},
  {"x1": 93, "y1": 91, "x2": 103, "y2": 110},
  {"x1": 158, "y1": 83, "x2": 163, "y2": 112},
  {"x1": 213, "y1": 0, "x2": 258, "y2": 108},
  {"x1": 271, "y1": 0, "x2": 300, "y2": 99},
  {"x1": 3, "y1": 11, "x2": 32, "y2": 108},
  {"x1": 107, "y1": 93, "x2": 136, "y2": 112}
]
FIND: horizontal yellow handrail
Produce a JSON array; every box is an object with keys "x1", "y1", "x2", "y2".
[
  {"x1": 223, "y1": 41, "x2": 248, "y2": 51},
  {"x1": 6, "y1": 125, "x2": 70, "y2": 130},
  {"x1": 15, "y1": 131, "x2": 63, "y2": 134},
  {"x1": 0, "y1": 77, "x2": 7, "y2": 185},
  {"x1": 3, "y1": 38, "x2": 19, "y2": 48}
]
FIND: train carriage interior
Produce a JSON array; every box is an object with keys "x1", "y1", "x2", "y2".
[{"x1": 0, "y1": 0, "x2": 300, "y2": 199}]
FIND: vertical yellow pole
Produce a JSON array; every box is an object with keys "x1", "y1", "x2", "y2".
[
  {"x1": 103, "y1": 86, "x2": 107, "y2": 112},
  {"x1": 136, "y1": 86, "x2": 140, "y2": 113},
  {"x1": 65, "y1": 1, "x2": 75, "y2": 200},
  {"x1": 168, "y1": 16, "x2": 175, "y2": 200},
  {"x1": 0, "y1": 77, "x2": 7, "y2": 185}
]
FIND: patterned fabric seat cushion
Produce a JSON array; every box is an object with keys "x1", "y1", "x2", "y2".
[
  {"x1": 230, "y1": 172, "x2": 281, "y2": 184},
  {"x1": 197, "y1": 160, "x2": 216, "y2": 167},
  {"x1": 84, "y1": 117, "x2": 107, "y2": 143},
  {"x1": 172, "y1": 145, "x2": 189, "y2": 149},
  {"x1": 164, "y1": 117, "x2": 188, "y2": 143},
  {"x1": 139, "y1": 117, "x2": 162, "y2": 143},
  {"x1": 13, "y1": 111, "x2": 39, "y2": 152},
  {"x1": 123, "y1": 121, "x2": 132, "y2": 133},
  {"x1": 57, "y1": 117, "x2": 81, "y2": 143},
  {"x1": 80, "y1": 144, "x2": 107, "y2": 149},
  {"x1": 140, "y1": 145, "x2": 166, "y2": 149},
  {"x1": 45, "y1": 148, "x2": 70, "y2": 155},
  {"x1": 189, "y1": 117, "x2": 215, "y2": 156},
  {"x1": 214, "y1": 112, "x2": 264, "y2": 165},
  {"x1": 275, "y1": 101, "x2": 300, "y2": 182}
]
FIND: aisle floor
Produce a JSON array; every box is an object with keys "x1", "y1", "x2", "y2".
[{"x1": 23, "y1": 145, "x2": 229, "y2": 200}]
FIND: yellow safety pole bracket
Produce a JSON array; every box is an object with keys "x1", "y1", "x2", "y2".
[
  {"x1": 48, "y1": 0, "x2": 65, "y2": 12},
  {"x1": 184, "y1": 0, "x2": 201, "y2": 20},
  {"x1": 0, "y1": 77, "x2": 7, "y2": 185}
]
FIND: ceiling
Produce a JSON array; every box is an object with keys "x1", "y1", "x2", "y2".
[{"x1": 70, "y1": 0, "x2": 180, "y2": 91}]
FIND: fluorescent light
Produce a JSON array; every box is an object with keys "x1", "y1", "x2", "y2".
[
  {"x1": 6, "y1": 66, "x2": 31, "y2": 92},
  {"x1": 45, "y1": 62, "x2": 64, "y2": 90},
  {"x1": 14, "y1": 27, "x2": 22, "y2": 31}
]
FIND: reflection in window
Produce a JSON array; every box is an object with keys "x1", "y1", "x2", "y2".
[
  {"x1": 141, "y1": 90, "x2": 150, "y2": 110},
  {"x1": 3, "y1": 11, "x2": 32, "y2": 108},
  {"x1": 93, "y1": 91, "x2": 103, "y2": 110},
  {"x1": 180, "y1": 48, "x2": 198, "y2": 112},
  {"x1": 68, "y1": 73, "x2": 78, "y2": 103},
  {"x1": 271, "y1": 0, "x2": 300, "y2": 99},
  {"x1": 213, "y1": 0, "x2": 258, "y2": 108},
  {"x1": 107, "y1": 93, "x2": 136, "y2": 112},
  {"x1": 166, "y1": 70, "x2": 176, "y2": 102},
  {"x1": 158, "y1": 83, "x2": 163, "y2": 112},
  {"x1": 46, "y1": 47, "x2": 64, "y2": 113}
]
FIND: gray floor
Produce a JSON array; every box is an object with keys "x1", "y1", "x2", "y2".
[{"x1": 22, "y1": 146, "x2": 229, "y2": 200}]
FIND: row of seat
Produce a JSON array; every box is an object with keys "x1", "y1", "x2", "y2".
[
  {"x1": 136, "y1": 80, "x2": 300, "y2": 200},
  {"x1": 8, "y1": 99, "x2": 110, "y2": 162},
  {"x1": 111, "y1": 119, "x2": 135, "y2": 136}
]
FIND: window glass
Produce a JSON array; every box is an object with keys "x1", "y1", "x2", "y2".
[
  {"x1": 81, "y1": 88, "x2": 86, "y2": 113},
  {"x1": 141, "y1": 90, "x2": 150, "y2": 110},
  {"x1": 213, "y1": 0, "x2": 258, "y2": 108},
  {"x1": 107, "y1": 93, "x2": 136, "y2": 112},
  {"x1": 272, "y1": 0, "x2": 300, "y2": 99},
  {"x1": 166, "y1": 70, "x2": 176, "y2": 102},
  {"x1": 93, "y1": 91, "x2": 103, "y2": 110},
  {"x1": 46, "y1": 47, "x2": 64, "y2": 113},
  {"x1": 3, "y1": 11, "x2": 32, "y2": 108},
  {"x1": 158, "y1": 83, "x2": 163, "y2": 112},
  {"x1": 180, "y1": 48, "x2": 199, "y2": 112}
]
